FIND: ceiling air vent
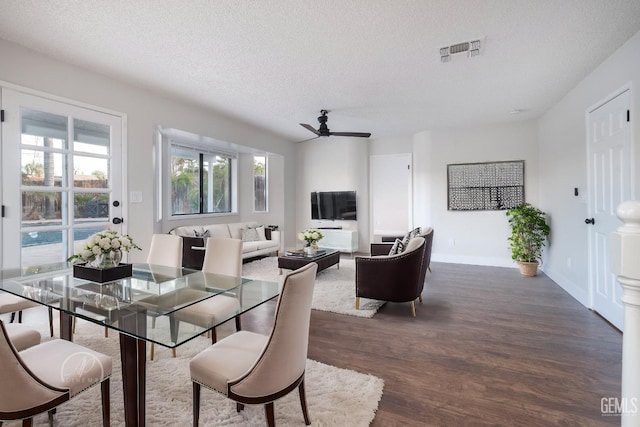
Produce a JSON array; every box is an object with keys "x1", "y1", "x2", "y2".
[
  {"x1": 440, "y1": 38, "x2": 483, "y2": 63},
  {"x1": 450, "y1": 42, "x2": 469, "y2": 55}
]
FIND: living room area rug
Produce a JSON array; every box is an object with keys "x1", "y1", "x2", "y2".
[
  {"x1": 243, "y1": 256, "x2": 385, "y2": 318},
  {"x1": 6, "y1": 313, "x2": 385, "y2": 426}
]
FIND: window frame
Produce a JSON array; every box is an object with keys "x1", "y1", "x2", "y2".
[{"x1": 165, "y1": 138, "x2": 238, "y2": 220}]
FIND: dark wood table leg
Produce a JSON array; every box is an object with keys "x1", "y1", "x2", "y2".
[
  {"x1": 118, "y1": 309, "x2": 148, "y2": 426},
  {"x1": 120, "y1": 333, "x2": 146, "y2": 427},
  {"x1": 59, "y1": 311, "x2": 73, "y2": 341}
]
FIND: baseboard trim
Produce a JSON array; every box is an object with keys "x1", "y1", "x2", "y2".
[
  {"x1": 431, "y1": 253, "x2": 516, "y2": 268},
  {"x1": 541, "y1": 267, "x2": 589, "y2": 308}
]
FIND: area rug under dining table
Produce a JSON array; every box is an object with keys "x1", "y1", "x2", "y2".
[
  {"x1": 243, "y1": 256, "x2": 384, "y2": 318},
  {"x1": 6, "y1": 304, "x2": 384, "y2": 426}
]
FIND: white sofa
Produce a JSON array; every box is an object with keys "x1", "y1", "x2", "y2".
[{"x1": 169, "y1": 221, "x2": 281, "y2": 264}]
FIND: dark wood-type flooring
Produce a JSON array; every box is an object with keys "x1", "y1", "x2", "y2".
[{"x1": 245, "y1": 260, "x2": 622, "y2": 426}]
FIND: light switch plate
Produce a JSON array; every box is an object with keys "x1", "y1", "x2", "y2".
[{"x1": 130, "y1": 191, "x2": 143, "y2": 203}]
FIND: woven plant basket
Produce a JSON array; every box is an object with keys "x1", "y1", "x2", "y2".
[{"x1": 517, "y1": 261, "x2": 539, "y2": 277}]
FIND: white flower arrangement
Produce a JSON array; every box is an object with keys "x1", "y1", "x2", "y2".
[
  {"x1": 68, "y1": 229, "x2": 141, "y2": 265},
  {"x1": 297, "y1": 228, "x2": 324, "y2": 246}
]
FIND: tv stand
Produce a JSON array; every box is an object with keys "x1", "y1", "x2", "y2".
[
  {"x1": 318, "y1": 226, "x2": 342, "y2": 230},
  {"x1": 320, "y1": 229, "x2": 358, "y2": 253}
]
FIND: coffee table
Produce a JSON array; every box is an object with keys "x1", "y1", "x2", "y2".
[{"x1": 278, "y1": 249, "x2": 340, "y2": 275}]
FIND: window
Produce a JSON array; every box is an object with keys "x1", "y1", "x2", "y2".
[
  {"x1": 170, "y1": 143, "x2": 232, "y2": 215},
  {"x1": 254, "y1": 155, "x2": 267, "y2": 212}
]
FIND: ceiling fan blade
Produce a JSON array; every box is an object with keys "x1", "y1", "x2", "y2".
[
  {"x1": 329, "y1": 132, "x2": 372, "y2": 138},
  {"x1": 300, "y1": 123, "x2": 320, "y2": 135},
  {"x1": 296, "y1": 136, "x2": 320, "y2": 143}
]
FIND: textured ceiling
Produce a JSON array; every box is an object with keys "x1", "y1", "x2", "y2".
[{"x1": 1, "y1": 0, "x2": 639, "y2": 142}]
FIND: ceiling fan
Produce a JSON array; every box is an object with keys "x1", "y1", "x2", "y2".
[{"x1": 299, "y1": 110, "x2": 371, "y2": 141}]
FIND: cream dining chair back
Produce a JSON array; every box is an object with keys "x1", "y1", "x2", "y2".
[
  {"x1": 146, "y1": 234, "x2": 183, "y2": 268},
  {"x1": 146, "y1": 233, "x2": 183, "y2": 359},
  {"x1": 166, "y1": 238, "x2": 244, "y2": 361},
  {"x1": 190, "y1": 262, "x2": 318, "y2": 427},
  {"x1": 0, "y1": 319, "x2": 112, "y2": 426},
  {"x1": 0, "y1": 292, "x2": 54, "y2": 338},
  {"x1": 201, "y1": 237, "x2": 243, "y2": 277}
]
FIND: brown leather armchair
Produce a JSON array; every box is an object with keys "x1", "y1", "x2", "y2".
[
  {"x1": 370, "y1": 227, "x2": 434, "y2": 275},
  {"x1": 355, "y1": 237, "x2": 426, "y2": 316}
]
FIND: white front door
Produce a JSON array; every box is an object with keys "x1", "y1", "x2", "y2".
[
  {"x1": 1, "y1": 88, "x2": 124, "y2": 269},
  {"x1": 587, "y1": 89, "x2": 631, "y2": 331}
]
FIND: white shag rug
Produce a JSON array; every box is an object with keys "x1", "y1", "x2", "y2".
[
  {"x1": 5, "y1": 312, "x2": 385, "y2": 426},
  {"x1": 243, "y1": 257, "x2": 384, "y2": 318}
]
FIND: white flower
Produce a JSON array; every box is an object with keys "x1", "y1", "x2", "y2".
[
  {"x1": 81, "y1": 249, "x2": 93, "y2": 260},
  {"x1": 68, "y1": 230, "x2": 141, "y2": 264}
]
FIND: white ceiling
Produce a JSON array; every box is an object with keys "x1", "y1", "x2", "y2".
[{"x1": 1, "y1": 1, "x2": 640, "y2": 142}]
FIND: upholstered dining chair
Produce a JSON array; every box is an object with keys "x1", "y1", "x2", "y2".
[
  {"x1": 190, "y1": 262, "x2": 318, "y2": 427},
  {"x1": 166, "y1": 238, "x2": 244, "y2": 360},
  {"x1": 147, "y1": 234, "x2": 184, "y2": 268},
  {"x1": 0, "y1": 291, "x2": 54, "y2": 337},
  {"x1": 144, "y1": 234, "x2": 184, "y2": 358},
  {"x1": 0, "y1": 319, "x2": 112, "y2": 427},
  {"x1": 4, "y1": 323, "x2": 41, "y2": 352}
]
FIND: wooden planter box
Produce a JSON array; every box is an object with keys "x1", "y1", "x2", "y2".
[{"x1": 73, "y1": 263, "x2": 133, "y2": 283}]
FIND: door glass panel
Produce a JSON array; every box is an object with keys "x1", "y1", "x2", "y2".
[
  {"x1": 21, "y1": 150, "x2": 65, "y2": 187},
  {"x1": 21, "y1": 191, "x2": 64, "y2": 227},
  {"x1": 75, "y1": 193, "x2": 109, "y2": 221},
  {"x1": 73, "y1": 156, "x2": 109, "y2": 188},
  {"x1": 21, "y1": 230, "x2": 66, "y2": 267},
  {"x1": 73, "y1": 119, "x2": 109, "y2": 154},
  {"x1": 21, "y1": 108, "x2": 67, "y2": 149}
]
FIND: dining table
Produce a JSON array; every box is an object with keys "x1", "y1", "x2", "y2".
[{"x1": 0, "y1": 262, "x2": 280, "y2": 426}]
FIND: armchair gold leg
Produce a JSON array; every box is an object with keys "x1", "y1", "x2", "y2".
[
  {"x1": 104, "y1": 326, "x2": 108, "y2": 338},
  {"x1": 172, "y1": 348, "x2": 177, "y2": 358},
  {"x1": 419, "y1": 294, "x2": 423, "y2": 303},
  {"x1": 150, "y1": 343, "x2": 155, "y2": 361},
  {"x1": 355, "y1": 297, "x2": 360, "y2": 310},
  {"x1": 410, "y1": 301, "x2": 416, "y2": 317}
]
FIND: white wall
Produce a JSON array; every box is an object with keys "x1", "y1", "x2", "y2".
[
  {"x1": 296, "y1": 138, "x2": 369, "y2": 251},
  {"x1": 380, "y1": 121, "x2": 539, "y2": 267},
  {"x1": 538, "y1": 30, "x2": 640, "y2": 306},
  {"x1": 0, "y1": 39, "x2": 295, "y2": 262}
]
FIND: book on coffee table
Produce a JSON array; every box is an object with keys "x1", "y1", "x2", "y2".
[{"x1": 285, "y1": 249, "x2": 306, "y2": 256}]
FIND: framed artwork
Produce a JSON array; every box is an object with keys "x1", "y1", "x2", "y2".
[{"x1": 447, "y1": 160, "x2": 524, "y2": 211}]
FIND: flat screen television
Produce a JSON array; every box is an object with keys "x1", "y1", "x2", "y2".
[{"x1": 311, "y1": 191, "x2": 357, "y2": 221}]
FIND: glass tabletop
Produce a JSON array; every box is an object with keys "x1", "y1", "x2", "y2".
[{"x1": 0, "y1": 263, "x2": 280, "y2": 348}]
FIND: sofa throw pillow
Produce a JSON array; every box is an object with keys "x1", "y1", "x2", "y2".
[
  {"x1": 255, "y1": 226, "x2": 267, "y2": 241},
  {"x1": 388, "y1": 238, "x2": 405, "y2": 256},
  {"x1": 410, "y1": 227, "x2": 422, "y2": 238},
  {"x1": 401, "y1": 231, "x2": 412, "y2": 249},
  {"x1": 241, "y1": 227, "x2": 259, "y2": 242}
]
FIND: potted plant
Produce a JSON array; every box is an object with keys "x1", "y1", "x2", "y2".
[{"x1": 506, "y1": 203, "x2": 550, "y2": 276}]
